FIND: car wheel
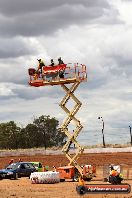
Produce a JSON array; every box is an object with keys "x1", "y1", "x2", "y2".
[
  {"x1": 14, "y1": 173, "x2": 18, "y2": 180},
  {"x1": 85, "y1": 177, "x2": 92, "y2": 181},
  {"x1": 76, "y1": 185, "x2": 87, "y2": 195},
  {"x1": 60, "y1": 178, "x2": 65, "y2": 182}
]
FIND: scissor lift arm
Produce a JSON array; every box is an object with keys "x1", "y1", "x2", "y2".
[{"x1": 60, "y1": 82, "x2": 84, "y2": 175}]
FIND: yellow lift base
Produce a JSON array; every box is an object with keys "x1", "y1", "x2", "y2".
[{"x1": 28, "y1": 63, "x2": 87, "y2": 176}]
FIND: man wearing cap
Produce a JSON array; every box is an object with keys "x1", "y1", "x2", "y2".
[
  {"x1": 50, "y1": 59, "x2": 55, "y2": 66},
  {"x1": 109, "y1": 166, "x2": 123, "y2": 184},
  {"x1": 37, "y1": 59, "x2": 45, "y2": 74},
  {"x1": 58, "y1": 57, "x2": 64, "y2": 65}
]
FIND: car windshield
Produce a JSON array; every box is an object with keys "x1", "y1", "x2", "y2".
[
  {"x1": 6, "y1": 163, "x2": 18, "y2": 170},
  {"x1": 32, "y1": 162, "x2": 42, "y2": 168},
  {"x1": 27, "y1": 163, "x2": 35, "y2": 168},
  {"x1": 33, "y1": 164, "x2": 38, "y2": 168}
]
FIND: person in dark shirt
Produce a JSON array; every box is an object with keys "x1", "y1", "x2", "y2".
[
  {"x1": 50, "y1": 59, "x2": 55, "y2": 66},
  {"x1": 58, "y1": 57, "x2": 64, "y2": 65},
  {"x1": 37, "y1": 59, "x2": 45, "y2": 74}
]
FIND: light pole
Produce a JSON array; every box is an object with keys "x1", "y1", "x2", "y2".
[
  {"x1": 98, "y1": 116, "x2": 105, "y2": 148},
  {"x1": 129, "y1": 126, "x2": 132, "y2": 146}
]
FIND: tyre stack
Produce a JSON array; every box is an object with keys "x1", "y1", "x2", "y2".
[{"x1": 30, "y1": 171, "x2": 60, "y2": 184}]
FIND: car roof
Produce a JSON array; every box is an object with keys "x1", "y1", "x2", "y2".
[{"x1": 13, "y1": 162, "x2": 34, "y2": 165}]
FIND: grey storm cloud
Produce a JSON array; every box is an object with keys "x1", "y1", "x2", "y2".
[
  {"x1": 0, "y1": 37, "x2": 37, "y2": 58},
  {"x1": 10, "y1": 85, "x2": 63, "y2": 100},
  {"x1": 0, "y1": 0, "x2": 110, "y2": 16},
  {"x1": 104, "y1": 53, "x2": 132, "y2": 78},
  {"x1": 110, "y1": 54, "x2": 132, "y2": 67},
  {"x1": 0, "y1": 0, "x2": 116, "y2": 37}
]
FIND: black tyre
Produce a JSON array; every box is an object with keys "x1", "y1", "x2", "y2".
[
  {"x1": 76, "y1": 185, "x2": 87, "y2": 195},
  {"x1": 85, "y1": 178, "x2": 92, "y2": 181},
  {"x1": 14, "y1": 173, "x2": 18, "y2": 180},
  {"x1": 103, "y1": 177, "x2": 108, "y2": 182},
  {"x1": 60, "y1": 178, "x2": 65, "y2": 182}
]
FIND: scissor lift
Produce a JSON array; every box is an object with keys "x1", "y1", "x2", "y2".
[{"x1": 28, "y1": 63, "x2": 87, "y2": 176}]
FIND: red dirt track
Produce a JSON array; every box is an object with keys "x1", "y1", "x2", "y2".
[
  {"x1": 0, "y1": 152, "x2": 132, "y2": 198},
  {"x1": 1, "y1": 152, "x2": 132, "y2": 169}
]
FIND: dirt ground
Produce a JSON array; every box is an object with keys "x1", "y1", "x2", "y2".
[{"x1": 1, "y1": 152, "x2": 132, "y2": 198}]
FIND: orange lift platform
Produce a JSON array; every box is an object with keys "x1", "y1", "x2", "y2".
[
  {"x1": 28, "y1": 63, "x2": 87, "y2": 87},
  {"x1": 28, "y1": 62, "x2": 92, "y2": 179}
]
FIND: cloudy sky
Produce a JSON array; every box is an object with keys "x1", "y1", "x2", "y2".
[{"x1": 0, "y1": 0, "x2": 132, "y2": 145}]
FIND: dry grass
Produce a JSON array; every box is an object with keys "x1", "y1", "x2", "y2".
[{"x1": 84, "y1": 143, "x2": 132, "y2": 149}]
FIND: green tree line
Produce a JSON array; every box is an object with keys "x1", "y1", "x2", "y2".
[{"x1": 0, "y1": 115, "x2": 66, "y2": 149}]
